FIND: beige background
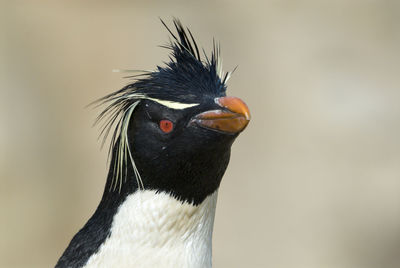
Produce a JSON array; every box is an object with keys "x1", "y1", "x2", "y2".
[{"x1": 1, "y1": 1, "x2": 400, "y2": 267}]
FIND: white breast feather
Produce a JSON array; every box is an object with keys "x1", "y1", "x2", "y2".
[{"x1": 83, "y1": 190, "x2": 218, "y2": 268}]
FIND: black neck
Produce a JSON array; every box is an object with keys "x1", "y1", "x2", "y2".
[{"x1": 56, "y1": 136, "x2": 232, "y2": 268}]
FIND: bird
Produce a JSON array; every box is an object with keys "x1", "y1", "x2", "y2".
[{"x1": 55, "y1": 19, "x2": 250, "y2": 268}]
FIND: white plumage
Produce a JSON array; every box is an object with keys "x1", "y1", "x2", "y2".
[{"x1": 84, "y1": 190, "x2": 218, "y2": 268}]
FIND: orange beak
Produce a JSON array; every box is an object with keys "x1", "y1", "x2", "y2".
[{"x1": 191, "y1": 96, "x2": 251, "y2": 134}]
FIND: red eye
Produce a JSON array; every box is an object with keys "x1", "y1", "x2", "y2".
[{"x1": 159, "y1": 119, "x2": 174, "y2": 133}]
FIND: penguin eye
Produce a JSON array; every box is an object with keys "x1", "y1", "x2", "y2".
[{"x1": 159, "y1": 119, "x2": 174, "y2": 133}]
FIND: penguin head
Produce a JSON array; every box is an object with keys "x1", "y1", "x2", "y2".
[{"x1": 96, "y1": 19, "x2": 250, "y2": 205}]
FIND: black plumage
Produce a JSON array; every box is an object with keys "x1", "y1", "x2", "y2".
[{"x1": 56, "y1": 19, "x2": 249, "y2": 268}]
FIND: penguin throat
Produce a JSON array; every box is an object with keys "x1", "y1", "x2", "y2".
[{"x1": 84, "y1": 190, "x2": 219, "y2": 268}]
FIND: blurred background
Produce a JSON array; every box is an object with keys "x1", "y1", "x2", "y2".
[{"x1": 1, "y1": 0, "x2": 400, "y2": 267}]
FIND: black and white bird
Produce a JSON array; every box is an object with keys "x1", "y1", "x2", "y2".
[{"x1": 55, "y1": 19, "x2": 250, "y2": 268}]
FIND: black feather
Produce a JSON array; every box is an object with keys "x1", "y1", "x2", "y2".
[{"x1": 92, "y1": 18, "x2": 230, "y2": 178}]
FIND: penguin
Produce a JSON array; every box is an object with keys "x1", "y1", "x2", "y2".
[{"x1": 55, "y1": 19, "x2": 250, "y2": 268}]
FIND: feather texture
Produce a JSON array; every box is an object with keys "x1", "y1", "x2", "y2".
[{"x1": 92, "y1": 18, "x2": 233, "y2": 193}]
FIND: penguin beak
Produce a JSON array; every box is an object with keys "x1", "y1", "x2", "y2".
[{"x1": 191, "y1": 96, "x2": 251, "y2": 134}]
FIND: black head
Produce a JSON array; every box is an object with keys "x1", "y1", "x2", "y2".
[{"x1": 95, "y1": 19, "x2": 250, "y2": 205}]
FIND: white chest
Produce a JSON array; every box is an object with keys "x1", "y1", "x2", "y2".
[{"x1": 83, "y1": 190, "x2": 218, "y2": 268}]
